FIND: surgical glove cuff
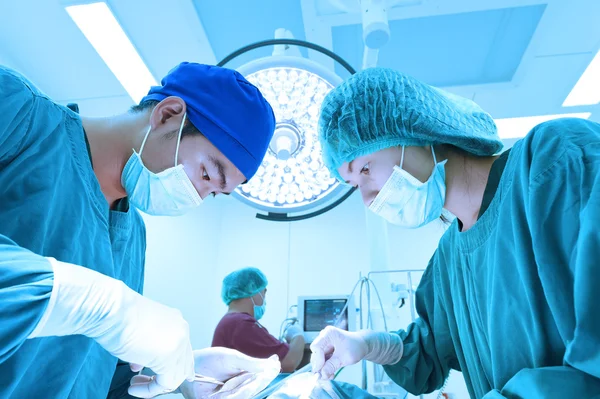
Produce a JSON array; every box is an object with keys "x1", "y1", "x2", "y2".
[
  {"x1": 357, "y1": 330, "x2": 403, "y2": 365},
  {"x1": 29, "y1": 259, "x2": 194, "y2": 393},
  {"x1": 28, "y1": 257, "x2": 125, "y2": 339}
]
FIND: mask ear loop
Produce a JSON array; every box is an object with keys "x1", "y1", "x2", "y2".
[
  {"x1": 399, "y1": 146, "x2": 406, "y2": 169},
  {"x1": 251, "y1": 294, "x2": 264, "y2": 307},
  {"x1": 431, "y1": 145, "x2": 438, "y2": 166},
  {"x1": 138, "y1": 126, "x2": 152, "y2": 157},
  {"x1": 259, "y1": 292, "x2": 265, "y2": 305},
  {"x1": 174, "y1": 113, "x2": 187, "y2": 167}
]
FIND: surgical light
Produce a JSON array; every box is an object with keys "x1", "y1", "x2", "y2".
[
  {"x1": 241, "y1": 67, "x2": 335, "y2": 209},
  {"x1": 65, "y1": 2, "x2": 157, "y2": 103},
  {"x1": 218, "y1": 39, "x2": 357, "y2": 222}
]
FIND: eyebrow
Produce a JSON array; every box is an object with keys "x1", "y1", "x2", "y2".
[{"x1": 209, "y1": 155, "x2": 227, "y2": 191}]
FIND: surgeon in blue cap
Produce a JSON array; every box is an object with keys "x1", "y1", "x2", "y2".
[{"x1": 0, "y1": 62, "x2": 276, "y2": 399}]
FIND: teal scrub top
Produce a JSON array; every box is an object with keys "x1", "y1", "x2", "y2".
[
  {"x1": 0, "y1": 66, "x2": 146, "y2": 398},
  {"x1": 384, "y1": 118, "x2": 600, "y2": 398}
]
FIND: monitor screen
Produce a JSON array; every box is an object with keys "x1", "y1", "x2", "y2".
[{"x1": 303, "y1": 298, "x2": 349, "y2": 332}]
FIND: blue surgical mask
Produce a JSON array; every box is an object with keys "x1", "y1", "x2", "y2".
[
  {"x1": 121, "y1": 113, "x2": 203, "y2": 216},
  {"x1": 252, "y1": 292, "x2": 266, "y2": 320},
  {"x1": 369, "y1": 146, "x2": 447, "y2": 228}
]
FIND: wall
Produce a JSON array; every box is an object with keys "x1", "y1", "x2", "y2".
[{"x1": 142, "y1": 191, "x2": 370, "y2": 345}]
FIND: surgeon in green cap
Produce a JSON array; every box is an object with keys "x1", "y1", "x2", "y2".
[
  {"x1": 213, "y1": 267, "x2": 305, "y2": 373},
  {"x1": 309, "y1": 68, "x2": 600, "y2": 398}
]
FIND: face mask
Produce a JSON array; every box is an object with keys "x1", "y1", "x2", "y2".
[
  {"x1": 121, "y1": 113, "x2": 203, "y2": 216},
  {"x1": 252, "y1": 292, "x2": 266, "y2": 320},
  {"x1": 369, "y1": 146, "x2": 447, "y2": 228}
]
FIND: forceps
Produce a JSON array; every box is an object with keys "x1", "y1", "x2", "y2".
[{"x1": 193, "y1": 374, "x2": 225, "y2": 385}]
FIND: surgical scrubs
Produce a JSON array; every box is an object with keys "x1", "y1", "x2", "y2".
[
  {"x1": 0, "y1": 66, "x2": 146, "y2": 398},
  {"x1": 384, "y1": 118, "x2": 600, "y2": 398}
]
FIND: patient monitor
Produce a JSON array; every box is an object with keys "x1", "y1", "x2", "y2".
[{"x1": 297, "y1": 295, "x2": 356, "y2": 344}]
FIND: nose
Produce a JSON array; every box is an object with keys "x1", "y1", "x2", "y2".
[{"x1": 197, "y1": 181, "x2": 220, "y2": 200}]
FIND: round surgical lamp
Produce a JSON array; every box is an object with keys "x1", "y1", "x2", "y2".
[{"x1": 218, "y1": 39, "x2": 357, "y2": 222}]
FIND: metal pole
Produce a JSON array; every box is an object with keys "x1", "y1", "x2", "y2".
[
  {"x1": 367, "y1": 269, "x2": 426, "y2": 277},
  {"x1": 366, "y1": 269, "x2": 426, "y2": 399},
  {"x1": 367, "y1": 268, "x2": 425, "y2": 323}
]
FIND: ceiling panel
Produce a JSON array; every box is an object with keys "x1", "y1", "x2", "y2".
[
  {"x1": 0, "y1": 0, "x2": 597, "y2": 121},
  {"x1": 332, "y1": 5, "x2": 546, "y2": 86},
  {"x1": 193, "y1": 0, "x2": 308, "y2": 69}
]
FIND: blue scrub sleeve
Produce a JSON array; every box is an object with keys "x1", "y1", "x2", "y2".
[
  {"x1": 0, "y1": 235, "x2": 53, "y2": 363},
  {"x1": 383, "y1": 258, "x2": 456, "y2": 395},
  {"x1": 483, "y1": 367, "x2": 600, "y2": 398},
  {"x1": 0, "y1": 67, "x2": 54, "y2": 362}
]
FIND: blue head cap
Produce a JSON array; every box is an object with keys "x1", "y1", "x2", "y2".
[
  {"x1": 221, "y1": 267, "x2": 268, "y2": 305},
  {"x1": 318, "y1": 68, "x2": 503, "y2": 181},
  {"x1": 142, "y1": 62, "x2": 276, "y2": 180}
]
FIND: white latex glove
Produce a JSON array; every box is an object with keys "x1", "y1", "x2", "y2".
[
  {"x1": 28, "y1": 258, "x2": 194, "y2": 397},
  {"x1": 310, "y1": 327, "x2": 403, "y2": 380},
  {"x1": 284, "y1": 324, "x2": 303, "y2": 343},
  {"x1": 130, "y1": 347, "x2": 281, "y2": 399}
]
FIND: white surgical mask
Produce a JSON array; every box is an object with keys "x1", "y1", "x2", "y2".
[
  {"x1": 121, "y1": 113, "x2": 203, "y2": 216},
  {"x1": 369, "y1": 146, "x2": 447, "y2": 228}
]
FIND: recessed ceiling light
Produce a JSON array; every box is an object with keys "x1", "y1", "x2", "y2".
[
  {"x1": 495, "y1": 113, "x2": 592, "y2": 139},
  {"x1": 66, "y1": 2, "x2": 157, "y2": 103}
]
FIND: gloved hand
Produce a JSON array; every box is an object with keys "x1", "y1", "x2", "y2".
[
  {"x1": 130, "y1": 347, "x2": 281, "y2": 399},
  {"x1": 284, "y1": 324, "x2": 303, "y2": 343},
  {"x1": 28, "y1": 258, "x2": 194, "y2": 397},
  {"x1": 310, "y1": 327, "x2": 403, "y2": 380}
]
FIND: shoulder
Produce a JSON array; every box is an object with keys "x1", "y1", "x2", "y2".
[
  {"x1": 218, "y1": 312, "x2": 256, "y2": 327},
  {"x1": 0, "y1": 66, "x2": 76, "y2": 161},
  {"x1": 516, "y1": 118, "x2": 600, "y2": 185},
  {"x1": 0, "y1": 66, "x2": 54, "y2": 109},
  {"x1": 219, "y1": 313, "x2": 266, "y2": 339},
  {"x1": 0, "y1": 67, "x2": 36, "y2": 151},
  {"x1": 0, "y1": 66, "x2": 36, "y2": 98},
  {"x1": 526, "y1": 118, "x2": 599, "y2": 150},
  {"x1": 0, "y1": 65, "x2": 74, "y2": 117}
]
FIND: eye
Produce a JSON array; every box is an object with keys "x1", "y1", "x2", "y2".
[
  {"x1": 202, "y1": 169, "x2": 210, "y2": 181},
  {"x1": 360, "y1": 162, "x2": 370, "y2": 175}
]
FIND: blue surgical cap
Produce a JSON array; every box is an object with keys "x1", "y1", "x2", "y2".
[
  {"x1": 318, "y1": 68, "x2": 503, "y2": 181},
  {"x1": 221, "y1": 267, "x2": 268, "y2": 305},
  {"x1": 142, "y1": 62, "x2": 276, "y2": 180}
]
